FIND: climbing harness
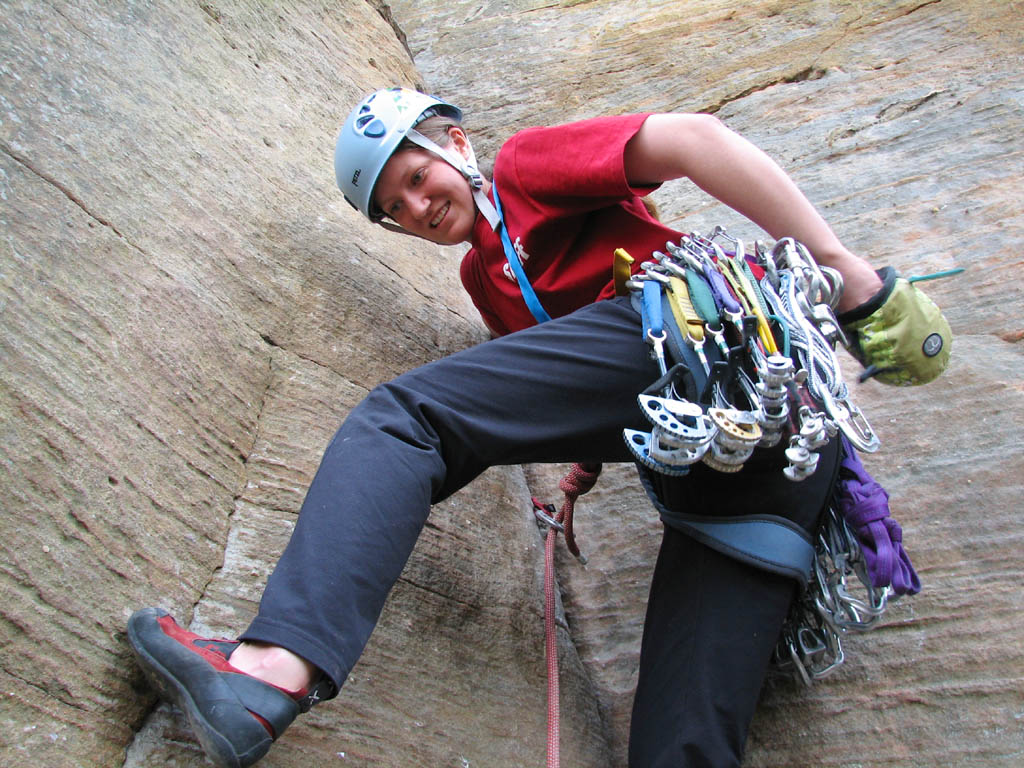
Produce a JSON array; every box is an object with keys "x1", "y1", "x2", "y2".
[
  {"x1": 619, "y1": 228, "x2": 918, "y2": 684},
  {"x1": 531, "y1": 230, "x2": 923, "y2": 763}
]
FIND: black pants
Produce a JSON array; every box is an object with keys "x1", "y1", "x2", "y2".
[
  {"x1": 240, "y1": 297, "x2": 836, "y2": 767},
  {"x1": 629, "y1": 452, "x2": 838, "y2": 766}
]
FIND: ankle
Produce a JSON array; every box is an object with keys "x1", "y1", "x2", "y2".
[{"x1": 229, "y1": 642, "x2": 318, "y2": 693}]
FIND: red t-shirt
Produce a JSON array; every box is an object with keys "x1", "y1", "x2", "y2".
[{"x1": 459, "y1": 113, "x2": 685, "y2": 336}]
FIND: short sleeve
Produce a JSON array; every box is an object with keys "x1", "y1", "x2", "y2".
[{"x1": 502, "y1": 113, "x2": 658, "y2": 213}]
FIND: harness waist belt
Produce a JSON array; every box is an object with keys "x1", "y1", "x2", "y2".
[{"x1": 638, "y1": 467, "x2": 814, "y2": 586}]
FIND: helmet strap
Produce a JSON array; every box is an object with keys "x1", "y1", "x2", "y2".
[{"x1": 405, "y1": 129, "x2": 501, "y2": 230}]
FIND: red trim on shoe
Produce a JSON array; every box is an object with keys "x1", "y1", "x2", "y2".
[
  {"x1": 249, "y1": 712, "x2": 276, "y2": 738},
  {"x1": 156, "y1": 616, "x2": 238, "y2": 672},
  {"x1": 154, "y1": 614, "x2": 309, "y2": 738}
]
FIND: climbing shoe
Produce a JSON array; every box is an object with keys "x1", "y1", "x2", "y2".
[{"x1": 127, "y1": 607, "x2": 332, "y2": 768}]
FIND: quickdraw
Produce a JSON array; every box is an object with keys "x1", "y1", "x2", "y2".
[{"x1": 771, "y1": 502, "x2": 891, "y2": 685}]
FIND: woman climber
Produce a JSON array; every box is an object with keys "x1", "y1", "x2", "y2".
[{"x1": 128, "y1": 86, "x2": 950, "y2": 768}]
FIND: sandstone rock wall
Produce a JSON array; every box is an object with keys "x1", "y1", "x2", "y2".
[
  {"x1": 2, "y1": 2, "x2": 605, "y2": 766},
  {"x1": 1, "y1": 1, "x2": 1021, "y2": 766}
]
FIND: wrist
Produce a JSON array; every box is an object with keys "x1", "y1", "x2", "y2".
[
  {"x1": 834, "y1": 261, "x2": 884, "y2": 313},
  {"x1": 837, "y1": 267, "x2": 897, "y2": 324},
  {"x1": 798, "y1": 244, "x2": 881, "y2": 313}
]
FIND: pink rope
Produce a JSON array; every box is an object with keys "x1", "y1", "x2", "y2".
[
  {"x1": 557, "y1": 462, "x2": 602, "y2": 559},
  {"x1": 543, "y1": 522, "x2": 561, "y2": 768},
  {"x1": 536, "y1": 462, "x2": 602, "y2": 768}
]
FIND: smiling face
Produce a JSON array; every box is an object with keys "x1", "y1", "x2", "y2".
[{"x1": 372, "y1": 128, "x2": 481, "y2": 245}]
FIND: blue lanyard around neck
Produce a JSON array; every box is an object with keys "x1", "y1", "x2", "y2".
[{"x1": 490, "y1": 180, "x2": 551, "y2": 324}]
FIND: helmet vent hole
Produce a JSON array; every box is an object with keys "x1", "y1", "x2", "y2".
[{"x1": 355, "y1": 115, "x2": 387, "y2": 138}]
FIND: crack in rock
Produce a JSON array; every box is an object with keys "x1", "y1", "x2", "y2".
[
  {"x1": 1, "y1": 139, "x2": 128, "y2": 241},
  {"x1": 703, "y1": 65, "x2": 830, "y2": 114}
]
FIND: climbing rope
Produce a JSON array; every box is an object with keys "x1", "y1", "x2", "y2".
[{"x1": 532, "y1": 461, "x2": 601, "y2": 768}]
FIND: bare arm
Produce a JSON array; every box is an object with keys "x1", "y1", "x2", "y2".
[{"x1": 624, "y1": 113, "x2": 881, "y2": 311}]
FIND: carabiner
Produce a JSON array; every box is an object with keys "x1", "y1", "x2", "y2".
[{"x1": 819, "y1": 389, "x2": 880, "y2": 453}]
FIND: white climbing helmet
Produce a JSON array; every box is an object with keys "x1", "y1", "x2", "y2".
[{"x1": 334, "y1": 87, "x2": 498, "y2": 228}]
